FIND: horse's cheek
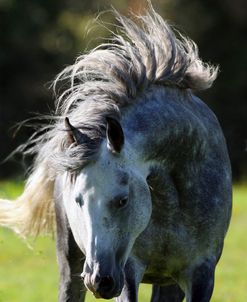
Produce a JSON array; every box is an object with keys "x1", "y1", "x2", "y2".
[
  {"x1": 129, "y1": 180, "x2": 152, "y2": 235},
  {"x1": 65, "y1": 204, "x2": 86, "y2": 251}
]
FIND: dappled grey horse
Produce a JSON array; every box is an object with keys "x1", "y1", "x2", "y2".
[{"x1": 0, "y1": 6, "x2": 231, "y2": 302}]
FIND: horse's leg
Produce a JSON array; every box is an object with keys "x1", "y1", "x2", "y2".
[
  {"x1": 115, "y1": 258, "x2": 145, "y2": 302},
  {"x1": 54, "y1": 184, "x2": 86, "y2": 302},
  {"x1": 189, "y1": 260, "x2": 215, "y2": 302},
  {"x1": 151, "y1": 284, "x2": 185, "y2": 302},
  {"x1": 180, "y1": 258, "x2": 216, "y2": 302}
]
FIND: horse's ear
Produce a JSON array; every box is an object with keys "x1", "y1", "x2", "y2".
[
  {"x1": 65, "y1": 117, "x2": 84, "y2": 145},
  {"x1": 106, "y1": 117, "x2": 124, "y2": 154}
]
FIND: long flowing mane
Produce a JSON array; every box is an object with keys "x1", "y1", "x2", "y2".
[{"x1": 0, "y1": 6, "x2": 218, "y2": 237}]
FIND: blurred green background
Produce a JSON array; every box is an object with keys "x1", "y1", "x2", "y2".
[
  {"x1": 0, "y1": 0, "x2": 246, "y2": 301},
  {"x1": 0, "y1": 0, "x2": 246, "y2": 180}
]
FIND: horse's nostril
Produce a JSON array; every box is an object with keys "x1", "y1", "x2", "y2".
[
  {"x1": 95, "y1": 274, "x2": 101, "y2": 283},
  {"x1": 98, "y1": 275, "x2": 115, "y2": 291},
  {"x1": 81, "y1": 272, "x2": 85, "y2": 281}
]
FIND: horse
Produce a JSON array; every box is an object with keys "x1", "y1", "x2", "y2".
[{"x1": 0, "y1": 5, "x2": 232, "y2": 302}]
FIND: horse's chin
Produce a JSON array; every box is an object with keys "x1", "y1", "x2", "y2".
[
  {"x1": 92, "y1": 292, "x2": 102, "y2": 299},
  {"x1": 90, "y1": 285, "x2": 122, "y2": 300},
  {"x1": 94, "y1": 291, "x2": 119, "y2": 300}
]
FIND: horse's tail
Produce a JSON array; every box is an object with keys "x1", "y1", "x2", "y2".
[{"x1": 0, "y1": 164, "x2": 55, "y2": 237}]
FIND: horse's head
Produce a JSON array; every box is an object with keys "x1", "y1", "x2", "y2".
[{"x1": 62, "y1": 117, "x2": 152, "y2": 299}]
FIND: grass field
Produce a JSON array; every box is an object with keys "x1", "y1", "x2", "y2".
[{"x1": 0, "y1": 181, "x2": 246, "y2": 301}]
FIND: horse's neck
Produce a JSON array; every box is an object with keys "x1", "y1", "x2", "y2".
[{"x1": 122, "y1": 87, "x2": 202, "y2": 166}]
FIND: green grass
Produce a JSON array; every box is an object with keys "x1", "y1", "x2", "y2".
[{"x1": 0, "y1": 181, "x2": 246, "y2": 301}]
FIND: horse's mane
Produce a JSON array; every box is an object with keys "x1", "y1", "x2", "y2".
[{"x1": 0, "y1": 6, "x2": 218, "y2": 237}]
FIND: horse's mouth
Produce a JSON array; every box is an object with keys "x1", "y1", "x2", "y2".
[
  {"x1": 92, "y1": 291, "x2": 102, "y2": 299},
  {"x1": 92, "y1": 289, "x2": 121, "y2": 300}
]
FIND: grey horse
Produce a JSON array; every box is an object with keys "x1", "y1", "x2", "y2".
[{"x1": 0, "y1": 6, "x2": 231, "y2": 302}]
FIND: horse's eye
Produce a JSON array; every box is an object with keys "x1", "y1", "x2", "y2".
[{"x1": 118, "y1": 197, "x2": 128, "y2": 208}]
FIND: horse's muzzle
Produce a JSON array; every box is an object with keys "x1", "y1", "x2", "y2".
[{"x1": 82, "y1": 262, "x2": 124, "y2": 299}]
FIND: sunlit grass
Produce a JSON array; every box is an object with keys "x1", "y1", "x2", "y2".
[
  {"x1": 212, "y1": 184, "x2": 247, "y2": 302},
  {"x1": 0, "y1": 181, "x2": 246, "y2": 301}
]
